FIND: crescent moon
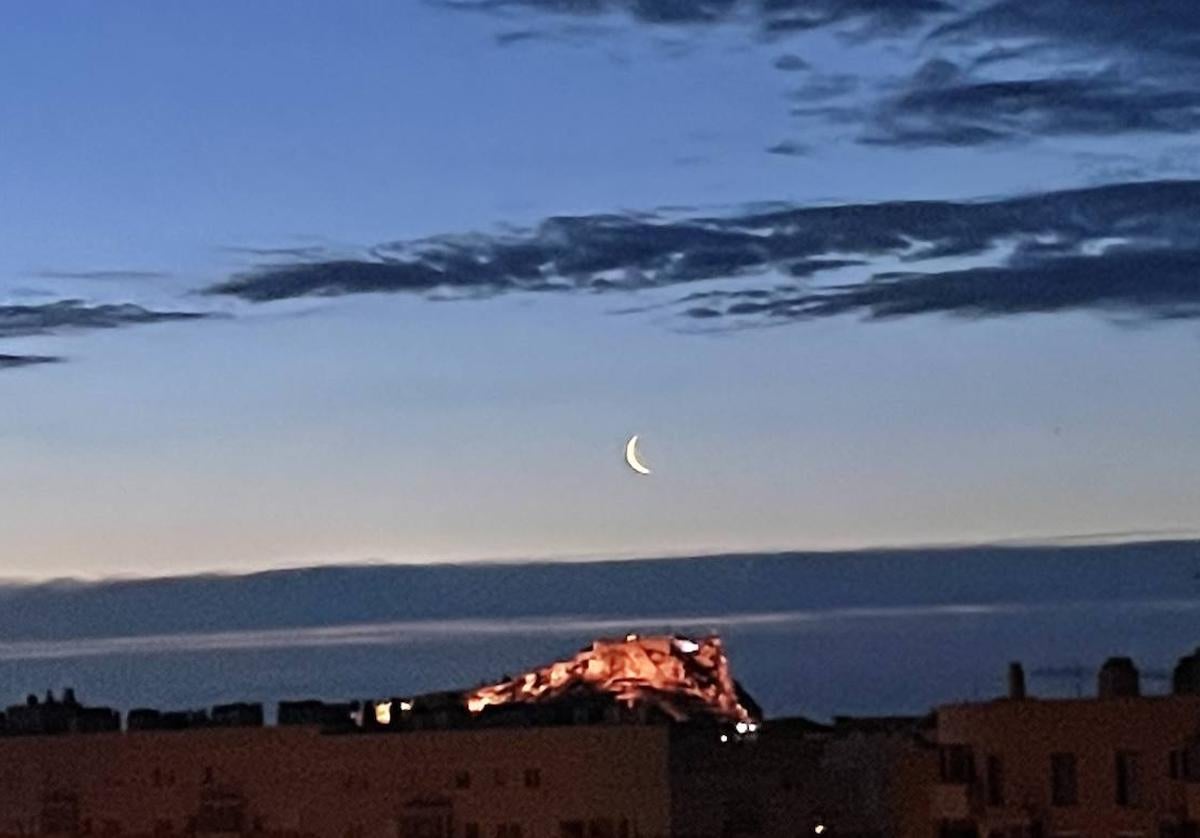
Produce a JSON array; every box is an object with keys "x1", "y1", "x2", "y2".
[{"x1": 625, "y1": 435, "x2": 652, "y2": 475}]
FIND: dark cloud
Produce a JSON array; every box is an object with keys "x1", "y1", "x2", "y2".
[
  {"x1": 440, "y1": 0, "x2": 737, "y2": 25},
  {"x1": 495, "y1": 28, "x2": 546, "y2": 44},
  {"x1": 0, "y1": 301, "x2": 210, "y2": 340},
  {"x1": 0, "y1": 302, "x2": 211, "y2": 370},
  {"x1": 854, "y1": 0, "x2": 1200, "y2": 148},
  {"x1": 864, "y1": 62, "x2": 1200, "y2": 147},
  {"x1": 446, "y1": 0, "x2": 1200, "y2": 152},
  {"x1": 222, "y1": 245, "x2": 332, "y2": 260},
  {"x1": 789, "y1": 71, "x2": 860, "y2": 102},
  {"x1": 766, "y1": 140, "x2": 811, "y2": 156},
  {"x1": 0, "y1": 354, "x2": 62, "y2": 369},
  {"x1": 772, "y1": 53, "x2": 810, "y2": 71},
  {"x1": 207, "y1": 215, "x2": 824, "y2": 301},
  {"x1": 33, "y1": 269, "x2": 169, "y2": 281},
  {"x1": 685, "y1": 248, "x2": 1200, "y2": 322},
  {"x1": 760, "y1": 0, "x2": 952, "y2": 36},
  {"x1": 440, "y1": 0, "x2": 953, "y2": 34},
  {"x1": 931, "y1": 0, "x2": 1200, "y2": 63},
  {"x1": 208, "y1": 178, "x2": 1200, "y2": 327}
]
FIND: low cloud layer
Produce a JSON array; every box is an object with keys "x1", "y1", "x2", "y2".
[{"x1": 208, "y1": 178, "x2": 1200, "y2": 327}]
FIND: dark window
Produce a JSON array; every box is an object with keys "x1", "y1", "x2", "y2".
[
  {"x1": 940, "y1": 746, "x2": 976, "y2": 783},
  {"x1": 524, "y1": 768, "x2": 541, "y2": 788},
  {"x1": 1170, "y1": 750, "x2": 1181, "y2": 780},
  {"x1": 494, "y1": 768, "x2": 507, "y2": 787},
  {"x1": 400, "y1": 816, "x2": 448, "y2": 838},
  {"x1": 987, "y1": 755, "x2": 1005, "y2": 807},
  {"x1": 1050, "y1": 753, "x2": 1078, "y2": 806},
  {"x1": 1184, "y1": 741, "x2": 1200, "y2": 781},
  {"x1": 937, "y1": 824, "x2": 978, "y2": 838},
  {"x1": 1160, "y1": 823, "x2": 1200, "y2": 838},
  {"x1": 720, "y1": 801, "x2": 763, "y2": 838},
  {"x1": 454, "y1": 771, "x2": 471, "y2": 789},
  {"x1": 465, "y1": 825, "x2": 480, "y2": 838},
  {"x1": 560, "y1": 823, "x2": 585, "y2": 838},
  {"x1": 1116, "y1": 751, "x2": 1142, "y2": 807}
]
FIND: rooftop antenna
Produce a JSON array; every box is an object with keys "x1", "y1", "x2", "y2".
[
  {"x1": 1031, "y1": 665, "x2": 1170, "y2": 698},
  {"x1": 1030, "y1": 666, "x2": 1087, "y2": 697}
]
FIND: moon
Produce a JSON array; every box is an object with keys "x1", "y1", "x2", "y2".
[{"x1": 625, "y1": 435, "x2": 652, "y2": 475}]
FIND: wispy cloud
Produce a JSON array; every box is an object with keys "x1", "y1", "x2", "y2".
[
  {"x1": 33, "y1": 269, "x2": 169, "y2": 281},
  {"x1": 439, "y1": 0, "x2": 954, "y2": 36},
  {"x1": 1, "y1": 598, "x2": 1196, "y2": 661},
  {"x1": 856, "y1": 0, "x2": 1200, "y2": 147},
  {"x1": 0, "y1": 301, "x2": 210, "y2": 339},
  {"x1": 863, "y1": 62, "x2": 1200, "y2": 147},
  {"x1": 0, "y1": 301, "x2": 213, "y2": 371},
  {"x1": 443, "y1": 0, "x2": 1200, "y2": 152},
  {"x1": 206, "y1": 179, "x2": 1200, "y2": 327},
  {"x1": 0, "y1": 354, "x2": 62, "y2": 369}
]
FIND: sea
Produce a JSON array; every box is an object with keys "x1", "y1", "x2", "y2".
[{"x1": 1, "y1": 539, "x2": 1198, "y2": 722}]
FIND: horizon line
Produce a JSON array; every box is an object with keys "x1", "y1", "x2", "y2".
[{"x1": 2, "y1": 527, "x2": 1198, "y2": 588}]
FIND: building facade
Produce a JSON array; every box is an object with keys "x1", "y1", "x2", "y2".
[
  {"x1": 6, "y1": 642, "x2": 1200, "y2": 838},
  {"x1": 0, "y1": 724, "x2": 674, "y2": 838},
  {"x1": 929, "y1": 657, "x2": 1200, "y2": 838}
]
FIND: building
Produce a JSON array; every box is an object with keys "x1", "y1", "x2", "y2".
[
  {"x1": 0, "y1": 722, "x2": 678, "y2": 838},
  {"x1": 0, "y1": 635, "x2": 838, "y2": 838},
  {"x1": 6, "y1": 635, "x2": 1200, "y2": 838},
  {"x1": 2, "y1": 689, "x2": 120, "y2": 736},
  {"x1": 928, "y1": 654, "x2": 1200, "y2": 838}
]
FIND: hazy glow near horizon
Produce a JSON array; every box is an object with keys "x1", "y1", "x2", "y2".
[{"x1": 2, "y1": 2, "x2": 1199, "y2": 578}]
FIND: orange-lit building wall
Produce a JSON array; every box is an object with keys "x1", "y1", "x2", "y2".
[
  {"x1": 928, "y1": 696, "x2": 1200, "y2": 838},
  {"x1": 0, "y1": 725, "x2": 672, "y2": 838}
]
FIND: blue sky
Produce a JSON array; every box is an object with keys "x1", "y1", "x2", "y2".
[{"x1": 3, "y1": 0, "x2": 1200, "y2": 578}]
